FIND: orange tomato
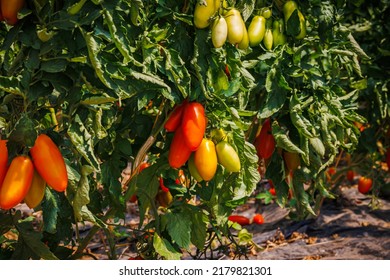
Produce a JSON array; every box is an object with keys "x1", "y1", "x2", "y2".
[
  {"x1": 30, "y1": 134, "x2": 68, "y2": 192},
  {"x1": 1, "y1": 0, "x2": 25, "y2": 25},
  {"x1": 0, "y1": 156, "x2": 34, "y2": 210}
]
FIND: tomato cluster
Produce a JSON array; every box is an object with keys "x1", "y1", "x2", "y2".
[
  {"x1": 0, "y1": 0, "x2": 25, "y2": 26},
  {"x1": 0, "y1": 134, "x2": 68, "y2": 210},
  {"x1": 194, "y1": 1, "x2": 306, "y2": 51},
  {"x1": 167, "y1": 100, "x2": 206, "y2": 168},
  {"x1": 194, "y1": 1, "x2": 248, "y2": 49},
  {"x1": 165, "y1": 101, "x2": 241, "y2": 182}
]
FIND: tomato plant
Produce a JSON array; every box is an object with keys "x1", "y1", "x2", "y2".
[
  {"x1": 358, "y1": 177, "x2": 373, "y2": 194},
  {"x1": 0, "y1": 0, "x2": 386, "y2": 260}
]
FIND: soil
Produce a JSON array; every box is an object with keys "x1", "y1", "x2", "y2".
[{"x1": 16, "y1": 182, "x2": 390, "y2": 260}]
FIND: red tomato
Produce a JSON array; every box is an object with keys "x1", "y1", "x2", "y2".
[
  {"x1": 326, "y1": 166, "x2": 336, "y2": 182},
  {"x1": 0, "y1": 156, "x2": 34, "y2": 210},
  {"x1": 386, "y1": 148, "x2": 390, "y2": 172},
  {"x1": 138, "y1": 162, "x2": 150, "y2": 173},
  {"x1": 269, "y1": 187, "x2": 276, "y2": 196},
  {"x1": 0, "y1": 140, "x2": 8, "y2": 186},
  {"x1": 228, "y1": 215, "x2": 250, "y2": 226},
  {"x1": 358, "y1": 177, "x2": 373, "y2": 194},
  {"x1": 168, "y1": 127, "x2": 192, "y2": 168},
  {"x1": 30, "y1": 134, "x2": 68, "y2": 192},
  {"x1": 346, "y1": 170, "x2": 355, "y2": 183},
  {"x1": 252, "y1": 213, "x2": 264, "y2": 225},
  {"x1": 1, "y1": 0, "x2": 25, "y2": 25},
  {"x1": 164, "y1": 100, "x2": 188, "y2": 132},
  {"x1": 181, "y1": 102, "x2": 206, "y2": 151},
  {"x1": 254, "y1": 119, "x2": 275, "y2": 159}
]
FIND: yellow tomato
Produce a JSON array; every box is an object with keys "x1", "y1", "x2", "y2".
[{"x1": 194, "y1": 139, "x2": 218, "y2": 181}]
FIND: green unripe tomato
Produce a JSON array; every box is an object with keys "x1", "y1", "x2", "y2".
[
  {"x1": 225, "y1": 8, "x2": 245, "y2": 45},
  {"x1": 215, "y1": 141, "x2": 241, "y2": 173},
  {"x1": 248, "y1": 15, "x2": 266, "y2": 47},
  {"x1": 263, "y1": 28, "x2": 273, "y2": 50},
  {"x1": 211, "y1": 16, "x2": 228, "y2": 48},
  {"x1": 238, "y1": 25, "x2": 249, "y2": 49},
  {"x1": 261, "y1": 7, "x2": 272, "y2": 19}
]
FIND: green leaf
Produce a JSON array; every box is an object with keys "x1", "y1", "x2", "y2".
[
  {"x1": 153, "y1": 233, "x2": 182, "y2": 260},
  {"x1": 15, "y1": 220, "x2": 59, "y2": 260},
  {"x1": 68, "y1": 114, "x2": 101, "y2": 171},
  {"x1": 80, "y1": 29, "x2": 114, "y2": 89},
  {"x1": 237, "y1": 228, "x2": 253, "y2": 245},
  {"x1": 41, "y1": 188, "x2": 59, "y2": 234},
  {"x1": 166, "y1": 211, "x2": 191, "y2": 250},
  {"x1": 309, "y1": 137, "x2": 326, "y2": 158},
  {"x1": 286, "y1": 9, "x2": 301, "y2": 37},
  {"x1": 190, "y1": 211, "x2": 207, "y2": 250},
  {"x1": 8, "y1": 114, "x2": 37, "y2": 148},
  {"x1": 272, "y1": 121, "x2": 304, "y2": 154},
  {"x1": 41, "y1": 59, "x2": 68, "y2": 73},
  {"x1": 73, "y1": 165, "x2": 95, "y2": 222}
]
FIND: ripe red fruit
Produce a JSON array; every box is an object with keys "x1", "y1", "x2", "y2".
[
  {"x1": 164, "y1": 100, "x2": 188, "y2": 132},
  {"x1": 168, "y1": 127, "x2": 192, "y2": 168},
  {"x1": 358, "y1": 177, "x2": 373, "y2": 194},
  {"x1": 181, "y1": 102, "x2": 206, "y2": 151},
  {"x1": 346, "y1": 170, "x2": 355, "y2": 183},
  {"x1": 252, "y1": 213, "x2": 264, "y2": 225},
  {"x1": 254, "y1": 119, "x2": 275, "y2": 159},
  {"x1": 228, "y1": 215, "x2": 251, "y2": 226}
]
